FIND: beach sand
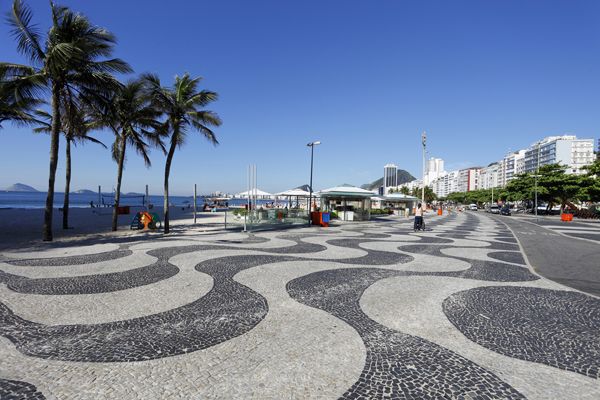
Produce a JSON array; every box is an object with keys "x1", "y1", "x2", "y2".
[{"x1": 0, "y1": 206, "x2": 234, "y2": 251}]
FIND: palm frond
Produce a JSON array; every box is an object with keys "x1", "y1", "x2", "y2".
[{"x1": 7, "y1": 0, "x2": 45, "y2": 64}]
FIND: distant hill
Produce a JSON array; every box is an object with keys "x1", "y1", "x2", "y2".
[
  {"x1": 397, "y1": 170, "x2": 415, "y2": 184},
  {"x1": 75, "y1": 189, "x2": 95, "y2": 194},
  {"x1": 361, "y1": 178, "x2": 383, "y2": 191},
  {"x1": 4, "y1": 183, "x2": 39, "y2": 192},
  {"x1": 295, "y1": 184, "x2": 311, "y2": 192},
  {"x1": 360, "y1": 169, "x2": 415, "y2": 191}
]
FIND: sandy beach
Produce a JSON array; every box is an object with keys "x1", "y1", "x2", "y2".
[{"x1": 0, "y1": 206, "x2": 232, "y2": 251}]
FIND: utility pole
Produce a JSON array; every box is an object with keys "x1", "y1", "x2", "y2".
[
  {"x1": 421, "y1": 131, "x2": 426, "y2": 206},
  {"x1": 535, "y1": 142, "x2": 540, "y2": 222}
]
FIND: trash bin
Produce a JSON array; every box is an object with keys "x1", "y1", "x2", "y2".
[
  {"x1": 311, "y1": 212, "x2": 330, "y2": 227},
  {"x1": 561, "y1": 213, "x2": 573, "y2": 222}
]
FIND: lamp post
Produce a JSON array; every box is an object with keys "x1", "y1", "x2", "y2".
[
  {"x1": 307, "y1": 140, "x2": 321, "y2": 224},
  {"x1": 534, "y1": 142, "x2": 541, "y2": 221},
  {"x1": 421, "y1": 132, "x2": 426, "y2": 206},
  {"x1": 532, "y1": 174, "x2": 541, "y2": 222}
]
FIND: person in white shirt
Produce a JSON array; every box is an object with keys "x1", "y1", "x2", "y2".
[{"x1": 414, "y1": 203, "x2": 425, "y2": 231}]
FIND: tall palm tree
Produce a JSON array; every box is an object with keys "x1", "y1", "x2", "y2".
[
  {"x1": 1, "y1": 0, "x2": 130, "y2": 241},
  {"x1": 144, "y1": 73, "x2": 222, "y2": 233},
  {"x1": 33, "y1": 100, "x2": 106, "y2": 229},
  {"x1": 91, "y1": 79, "x2": 164, "y2": 231}
]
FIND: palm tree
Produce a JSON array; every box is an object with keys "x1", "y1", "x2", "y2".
[
  {"x1": 144, "y1": 73, "x2": 222, "y2": 233},
  {"x1": 91, "y1": 79, "x2": 164, "y2": 231},
  {"x1": 1, "y1": 0, "x2": 130, "y2": 241},
  {"x1": 32, "y1": 100, "x2": 106, "y2": 229}
]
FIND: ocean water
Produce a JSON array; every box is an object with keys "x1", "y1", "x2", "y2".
[{"x1": 0, "y1": 192, "x2": 276, "y2": 209}]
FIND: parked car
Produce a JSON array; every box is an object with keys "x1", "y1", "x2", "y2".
[
  {"x1": 469, "y1": 204, "x2": 478, "y2": 211},
  {"x1": 489, "y1": 205, "x2": 500, "y2": 214},
  {"x1": 500, "y1": 205, "x2": 511, "y2": 216}
]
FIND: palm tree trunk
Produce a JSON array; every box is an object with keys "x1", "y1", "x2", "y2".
[
  {"x1": 111, "y1": 134, "x2": 127, "y2": 231},
  {"x1": 43, "y1": 82, "x2": 61, "y2": 241},
  {"x1": 163, "y1": 140, "x2": 177, "y2": 234},
  {"x1": 62, "y1": 138, "x2": 71, "y2": 229}
]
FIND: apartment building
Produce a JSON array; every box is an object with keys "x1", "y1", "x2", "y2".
[{"x1": 523, "y1": 135, "x2": 594, "y2": 175}]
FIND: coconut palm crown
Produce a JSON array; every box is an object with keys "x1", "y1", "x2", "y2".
[
  {"x1": 1, "y1": 0, "x2": 131, "y2": 240},
  {"x1": 90, "y1": 78, "x2": 165, "y2": 231},
  {"x1": 143, "y1": 72, "x2": 222, "y2": 233}
]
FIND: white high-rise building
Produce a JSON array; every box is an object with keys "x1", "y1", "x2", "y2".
[
  {"x1": 479, "y1": 163, "x2": 501, "y2": 189},
  {"x1": 424, "y1": 157, "x2": 445, "y2": 185},
  {"x1": 523, "y1": 135, "x2": 594, "y2": 175},
  {"x1": 498, "y1": 149, "x2": 526, "y2": 187},
  {"x1": 431, "y1": 170, "x2": 460, "y2": 198}
]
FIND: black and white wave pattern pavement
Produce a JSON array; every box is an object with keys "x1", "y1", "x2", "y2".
[{"x1": 1, "y1": 213, "x2": 598, "y2": 399}]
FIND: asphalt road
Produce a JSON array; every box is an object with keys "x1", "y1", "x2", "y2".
[{"x1": 492, "y1": 214, "x2": 600, "y2": 297}]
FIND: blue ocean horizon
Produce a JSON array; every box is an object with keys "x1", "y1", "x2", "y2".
[{"x1": 0, "y1": 191, "x2": 273, "y2": 209}]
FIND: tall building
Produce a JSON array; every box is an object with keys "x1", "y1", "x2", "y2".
[
  {"x1": 424, "y1": 157, "x2": 445, "y2": 185},
  {"x1": 498, "y1": 150, "x2": 526, "y2": 187},
  {"x1": 432, "y1": 170, "x2": 460, "y2": 198},
  {"x1": 458, "y1": 168, "x2": 481, "y2": 192},
  {"x1": 523, "y1": 135, "x2": 594, "y2": 175},
  {"x1": 383, "y1": 163, "x2": 398, "y2": 194},
  {"x1": 479, "y1": 162, "x2": 500, "y2": 189}
]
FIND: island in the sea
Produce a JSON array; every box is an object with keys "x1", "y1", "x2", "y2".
[{"x1": 3, "y1": 183, "x2": 39, "y2": 192}]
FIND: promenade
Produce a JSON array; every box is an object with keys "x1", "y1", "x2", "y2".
[{"x1": 1, "y1": 212, "x2": 598, "y2": 399}]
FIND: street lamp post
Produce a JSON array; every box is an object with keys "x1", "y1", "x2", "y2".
[
  {"x1": 421, "y1": 132, "x2": 426, "y2": 206},
  {"x1": 534, "y1": 142, "x2": 541, "y2": 221},
  {"x1": 307, "y1": 140, "x2": 321, "y2": 225},
  {"x1": 532, "y1": 174, "x2": 541, "y2": 222}
]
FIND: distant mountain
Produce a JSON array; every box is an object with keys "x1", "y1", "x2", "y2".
[
  {"x1": 75, "y1": 189, "x2": 95, "y2": 194},
  {"x1": 396, "y1": 170, "x2": 415, "y2": 185},
  {"x1": 295, "y1": 184, "x2": 311, "y2": 192},
  {"x1": 4, "y1": 183, "x2": 39, "y2": 192},
  {"x1": 360, "y1": 169, "x2": 415, "y2": 191},
  {"x1": 361, "y1": 178, "x2": 383, "y2": 191}
]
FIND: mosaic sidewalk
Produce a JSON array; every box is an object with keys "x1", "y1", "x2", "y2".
[{"x1": 1, "y1": 213, "x2": 598, "y2": 399}]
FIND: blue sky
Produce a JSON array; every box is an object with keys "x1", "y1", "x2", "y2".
[{"x1": 1, "y1": 0, "x2": 599, "y2": 195}]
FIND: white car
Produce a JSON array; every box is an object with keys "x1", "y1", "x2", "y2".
[{"x1": 469, "y1": 204, "x2": 478, "y2": 211}]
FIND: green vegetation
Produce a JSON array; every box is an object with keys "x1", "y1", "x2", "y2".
[
  {"x1": 370, "y1": 208, "x2": 393, "y2": 215},
  {"x1": 232, "y1": 208, "x2": 248, "y2": 216},
  {"x1": 446, "y1": 161, "x2": 600, "y2": 215}
]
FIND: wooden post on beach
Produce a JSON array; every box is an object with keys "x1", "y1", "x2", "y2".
[
  {"x1": 193, "y1": 184, "x2": 197, "y2": 224},
  {"x1": 98, "y1": 186, "x2": 101, "y2": 205}
]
